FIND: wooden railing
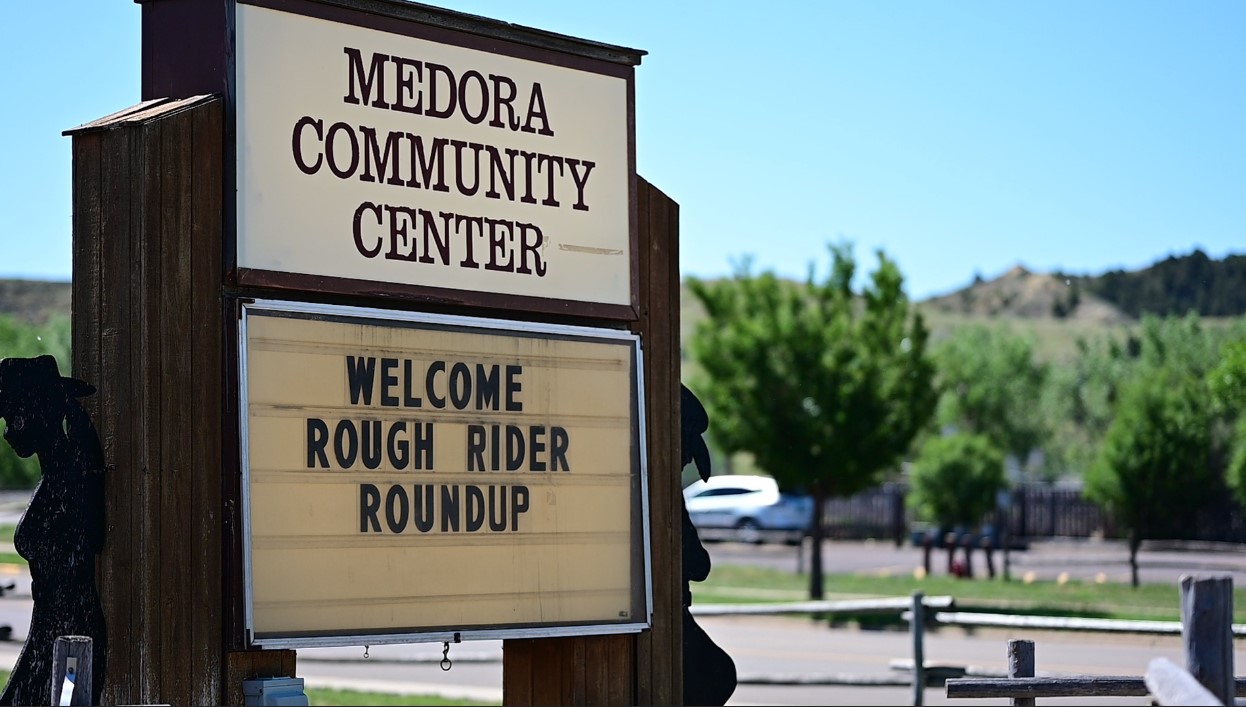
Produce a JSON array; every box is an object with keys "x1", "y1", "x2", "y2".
[
  {"x1": 943, "y1": 576, "x2": 1237, "y2": 705},
  {"x1": 689, "y1": 575, "x2": 1242, "y2": 706}
]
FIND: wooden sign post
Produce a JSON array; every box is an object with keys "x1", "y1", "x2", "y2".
[{"x1": 67, "y1": 0, "x2": 680, "y2": 704}]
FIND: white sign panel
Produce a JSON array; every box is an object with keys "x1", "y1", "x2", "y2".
[{"x1": 236, "y1": 3, "x2": 633, "y2": 308}]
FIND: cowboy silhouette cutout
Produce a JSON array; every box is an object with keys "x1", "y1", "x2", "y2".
[
  {"x1": 680, "y1": 384, "x2": 737, "y2": 706},
  {"x1": 0, "y1": 355, "x2": 106, "y2": 706}
]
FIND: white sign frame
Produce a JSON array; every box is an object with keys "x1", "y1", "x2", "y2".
[
  {"x1": 238, "y1": 298, "x2": 652, "y2": 648},
  {"x1": 234, "y1": 0, "x2": 639, "y2": 320}
]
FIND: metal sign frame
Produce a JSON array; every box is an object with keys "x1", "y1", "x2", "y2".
[{"x1": 238, "y1": 298, "x2": 651, "y2": 648}]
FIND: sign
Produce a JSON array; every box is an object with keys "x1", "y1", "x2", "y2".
[
  {"x1": 239, "y1": 300, "x2": 650, "y2": 647},
  {"x1": 235, "y1": 1, "x2": 635, "y2": 314}
]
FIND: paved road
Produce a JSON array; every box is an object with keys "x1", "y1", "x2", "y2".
[{"x1": 1, "y1": 483, "x2": 1245, "y2": 705}]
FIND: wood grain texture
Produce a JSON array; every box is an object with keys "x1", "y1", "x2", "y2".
[
  {"x1": 636, "y1": 177, "x2": 681, "y2": 706},
  {"x1": 50, "y1": 636, "x2": 95, "y2": 706},
  {"x1": 1146, "y1": 657, "x2": 1224, "y2": 706},
  {"x1": 70, "y1": 97, "x2": 229, "y2": 705},
  {"x1": 1180, "y1": 575, "x2": 1235, "y2": 705},
  {"x1": 223, "y1": 650, "x2": 297, "y2": 707},
  {"x1": 157, "y1": 96, "x2": 194, "y2": 703},
  {"x1": 945, "y1": 676, "x2": 1150, "y2": 698},
  {"x1": 1007, "y1": 639, "x2": 1035, "y2": 707},
  {"x1": 189, "y1": 97, "x2": 225, "y2": 706}
]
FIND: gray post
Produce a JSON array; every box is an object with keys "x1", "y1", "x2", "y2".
[
  {"x1": 1179, "y1": 575, "x2": 1234, "y2": 705},
  {"x1": 50, "y1": 635, "x2": 93, "y2": 706},
  {"x1": 911, "y1": 591, "x2": 925, "y2": 706},
  {"x1": 1007, "y1": 639, "x2": 1035, "y2": 707}
]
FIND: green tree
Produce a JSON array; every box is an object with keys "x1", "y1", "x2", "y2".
[
  {"x1": 0, "y1": 314, "x2": 72, "y2": 488},
  {"x1": 1208, "y1": 338, "x2": 1246, "y2": 506},
  {"x1": 908, "y1": 433, "x2": 1005, "y2": 532},
  {"x1": 1083, "y1": 368, "x2": 1213, "y2": 587},
  {"x1": 1043, "y1": 313, "x2": 1235, "y2": 479},
  {"x1": 932, "y1": 326, "x2": 1048, "y2": 477},
  {"x1": 686, "y1": 243, "x2": 937, "y2": 599}
]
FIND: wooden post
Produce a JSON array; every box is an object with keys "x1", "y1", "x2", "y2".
[
  {"x1": 910, "y1": 591, "x2": 925, "y2": 707},
  {"x1": 921, "y1": 533, "x2": 932, "y2": 577},
  {"x1": 68, "y1": 96, "x2": 230, "y2": 705},
  {"x1": 892, "y1": 487, "x2": 906, "y2": 548},
  {"x1": 982, "y1": 536, "x2": 996, "y2": 579},
  {"x1": 1145, "y1": 657, "x2": 1224, "y2": 706},
  {"x1": 51, "y1": 636, "x2": 93, "y2": 706},
  {"x1": 1179, "y1": 575, "x2": 1234, "y2": 705},
  {"x1": 1007, "y1": 639, "x2": 1035, "y2": 707},
  {"x1": 961, "y1": 535, "x2": 974, "y2": 579}
]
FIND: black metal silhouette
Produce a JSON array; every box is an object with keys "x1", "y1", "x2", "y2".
[
  {"x1": 0, "y1": 356, "x2": 106, "y2": 706},
  {"x1": 679, "y1": 384, "x2": 737, "y2": 706}
]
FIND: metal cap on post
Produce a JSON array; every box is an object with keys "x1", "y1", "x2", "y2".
[
  {"x1": 50, "y1": 636, "x2": 93, "y2": 707},
  {"x1": 242, "y1": 677, "x2": 308, "y2": 706}
]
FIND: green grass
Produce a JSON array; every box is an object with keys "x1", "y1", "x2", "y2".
[
  {"x1": 0, "y1": 525, "x2": 23, "y2": 567},
  {"x1": 0, "y1": 670, "x2": 494, "y2": 707},
  {"x1": 694, "y1": 563, "x2": 1246, "y2": 623}
]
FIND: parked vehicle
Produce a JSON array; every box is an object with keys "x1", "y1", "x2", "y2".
[{"x1": 682, "y1": 474, "x2": 813, "y2": 544}]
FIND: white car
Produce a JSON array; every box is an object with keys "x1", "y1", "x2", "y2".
[{"x1": 683, "y1": 474, "x2": 813, "y2": 544}]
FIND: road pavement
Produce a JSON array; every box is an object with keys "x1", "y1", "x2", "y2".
[{"x1": 1, "y1": 480, "x2": 1245, "y2": 705}]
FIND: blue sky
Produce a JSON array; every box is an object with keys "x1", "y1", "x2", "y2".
[{"x1": 2, "y1": 1, "x2": 1242, "y2": 300}]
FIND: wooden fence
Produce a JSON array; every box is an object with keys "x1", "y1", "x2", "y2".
[
  {"x1": 946, "y1": 576, "x2": 1238, "y2": 704},
  {"x1": 691, "y1": 575, "x2": 1243, "y2": 705},
  {"x1": 825, "y1": 482, "x2": 1246, "y2": 544}
]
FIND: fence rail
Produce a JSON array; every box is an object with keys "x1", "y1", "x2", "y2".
[
  {"x1": 692, "y1": 575, "x2": 1244, "y2": 705},
  {"x1": 825, "y1": 482, "x2": 1246, "y2": 544}
]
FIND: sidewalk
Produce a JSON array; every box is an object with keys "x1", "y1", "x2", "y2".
[{"x1": 0, "y1": 640, "x2": 505, "y2": 704}]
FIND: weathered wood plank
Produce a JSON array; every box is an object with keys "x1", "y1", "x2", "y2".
[
  {"x1": 502, "y1": 639, "x2": 533, "y2": 706},
  {"x1": 157, "y1": 97, "x2": 194, "y2": 704},
  {"x1": 633, "y1": 177, "x2": 655, "y2": 707},
  {"x1": 945, "y1": 676, "x2": 1149, "y2": 698},
  {"x1": 70, "y1": 133, "x2": 101, "y2": 420},
  {"x1": 1007, "y1": 639, "x2": 1035, "y2": 707},
  {"x1": 72, "y1": 98, "x2": 226, "y2": 704},
  {"x1": 221, "y1": 294, "x2": 247, "y2": 655},
  {"x1": 1146, "y1": 657, "x2": 1224, "y2": 706},
  {"x1": 697, "y1": 595, "x2": 954, "y2": 616},
  {"x1": 922, "y1": 610, "x2": 1184, "y2": 634},
  {"x1": 50, "y1": 636, "x2": 94, "y2": 706},
  {"x1": 189, "y1": 98, "x2": 224, "y2": 705},
  {"x1": 531, "y1": 639, "x2": 561, "y2": 705},
  {"x1": 741, "y1": 673, "x2": 914, "y2": 686},
  {"x1": 649, "y1": 177, "x2": 681, "y2": 707},
  {"x1": 135, "y1": 115, "x2": 163, "y2": 703},
  {"x1": 570, "y1": 636, "x2": 586, "y2": 704},
  {"x1": 663, "y1": 180, "x2": 682, "y2": 707},
  {"x1": 584, "y1": 635, "x2": 608, "y2": 705},
  {"x1": 911, "y1": 592, "x2": 925, "y2": 706},
  {"x1": 69, "y1": 130, "x2": 108, "y2": 700},
  {"x1": 100, "y1": 120, "x2": 143, "y2": 705},
  {"x1": 607, "y1": 633, "x2": 633, "y2": 705},
  {"x1": 1180, "y1": 575, "x2": 1235, "y2": 705},
  {"x1": 223, "y1": 650, "x2": 297, "y2": 707},
  {"x1": 632, "y1": 177, "x2": 680, "y2": 706}
]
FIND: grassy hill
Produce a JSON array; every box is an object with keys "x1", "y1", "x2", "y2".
[
  {"x1": 0, "y1": 279, "x2": 71, "y2": 325},
  {"x1": 3, "y1": 249, "x2": 1244, "y2": 363},
  {"x1": 684, "y1": 250, "x2": 1246, "y2": 364}
]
